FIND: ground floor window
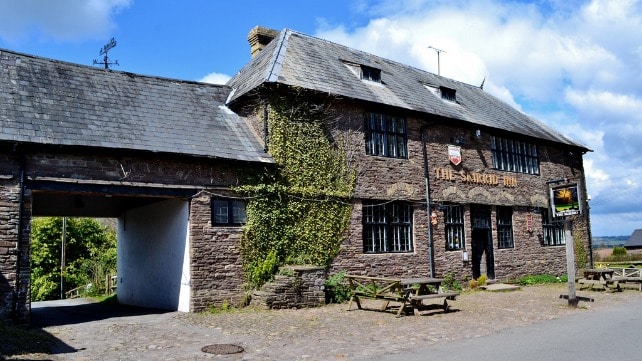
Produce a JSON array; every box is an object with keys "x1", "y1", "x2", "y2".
[
  {"x1": 444, "y1": 204, "x2": 465, "y2": 250},
  {"x1": 211, "y1": 198, "x2": 246, "y2": 226},
  {"x1": 363, "y1": 200, "x2": 413, "y2": 253},
  {"x1": 497, "y1": 206, "x2": 514, "y2": 248},
  {"x1": 541, "y1": 208, "x2": 565, "y2": 246}
]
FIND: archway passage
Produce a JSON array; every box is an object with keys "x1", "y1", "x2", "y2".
[{"x1": 30, "y1": 188, "x2": 193, "y2": 315}]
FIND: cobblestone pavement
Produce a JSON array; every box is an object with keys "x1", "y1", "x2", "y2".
[{"x1": 9, "y1": 284, "x2": 642, "y2": 360}]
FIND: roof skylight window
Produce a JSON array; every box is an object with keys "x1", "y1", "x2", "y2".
[
  {"x1": 440, "y1": 86, "x2": 456, "y2": 102},
  {"x1": 360, "y1": 66, "x2": 381, "y2": 83},
  {"x1": 424, "y1": 84, "x2": 458, "y2": 104}
]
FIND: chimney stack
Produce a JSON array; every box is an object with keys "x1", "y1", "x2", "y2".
[{"x1": 247, "y1": 26, "x2": 279, "y2": 58}]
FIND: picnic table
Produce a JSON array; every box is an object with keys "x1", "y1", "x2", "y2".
[
  {"x1": 578, "y1": 269, "x2": 621, "y2": 292},
  {"x1": 344, "y1": 274, "x2": 459, "y2": 317}
]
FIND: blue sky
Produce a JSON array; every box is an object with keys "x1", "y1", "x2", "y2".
[{"x1": 1, "y1": 0, "x2": 641, "y2": 237}]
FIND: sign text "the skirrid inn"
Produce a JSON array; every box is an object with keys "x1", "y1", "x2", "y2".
[{"x1": 435, "y1": 167, "x2": 517, "y2": 187}]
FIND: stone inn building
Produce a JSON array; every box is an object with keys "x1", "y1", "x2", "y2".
[
  {"x1": 0, "y1": 26, "x2": 591, "y2": 321},
  {"x1": 228, "y1": 27, "x2": 592, "y2": 283}
]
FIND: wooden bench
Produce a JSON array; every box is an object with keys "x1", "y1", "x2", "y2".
[
  {"x1": 345, "y1": 274, "x2": 459, "y2": 317},
  {"x1": 345, "y1": 275, "x2": 410, "y2": 317},
  {"x1": 612, "y1": 268, "x2": 642, "y2": 291}
]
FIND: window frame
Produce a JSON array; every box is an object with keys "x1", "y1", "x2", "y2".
[
  {"x1": 364, "y1": 112, "x2": 408, "y2": 159},
  {"x1": 540, "y1": 208, "x2": 565, "y2": 246},
  {"x1": 211, "y1": 198, "x2": 247, "y2": 226},
  {"x1": 363, "y1": 200, "x2": 413, "y2": 254},
  {"x1": 444, "y1": 204, "x2": 465, "y2": 251},
  {"x1": 490, "y1": 136, "x2": 540, "y2": 175},
  {"x1": 496, "y1": 206, "x2": 514, "y2": 249}
]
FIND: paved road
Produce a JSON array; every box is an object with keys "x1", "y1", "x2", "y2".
[{"x1": 365, "y1": 297, "x2": 642, "y2": 361}]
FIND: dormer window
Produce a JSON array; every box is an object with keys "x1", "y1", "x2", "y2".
[
  {"x1": 425, "y1": 84, "x2": 458, "y2": 103},
  {"x1": 440, "y1": 86, "x2": 456, "y2": 102},
  {"x1": 360, "y1": 66, "x2": 381, "y2": 83}
]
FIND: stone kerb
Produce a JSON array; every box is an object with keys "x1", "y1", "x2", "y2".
[{"x1": 251, "y1": 265, "x2": 326, "y2": 309}]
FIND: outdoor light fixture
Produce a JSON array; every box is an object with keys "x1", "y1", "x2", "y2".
[{"x1": 546, "y1": 177, "x2": 567, "y2": 185}]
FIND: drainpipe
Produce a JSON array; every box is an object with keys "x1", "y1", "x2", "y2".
[
  {"x1": 262, "y1": 100, "x2": 269, "y2": 152},
  {"x1": 13, "y1": 156, "x2": 26, "y2": 321},
  {"x1": 421, "y1": 126, "x2": 435, "y2": 278}
]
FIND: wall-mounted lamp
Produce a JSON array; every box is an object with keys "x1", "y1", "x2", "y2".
[
  {"x1": 474, "y1": 129, "x2": 481, "y2": 138},
  {"x1": 451, "y1": 136, "x2": 465, "y2": 145}
]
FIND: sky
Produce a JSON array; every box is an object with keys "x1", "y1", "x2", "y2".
[{"x1": 0, "y1": 0, "x2": 640, "y2": 237}]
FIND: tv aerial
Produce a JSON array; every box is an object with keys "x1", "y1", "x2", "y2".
[{"x1": 93, "y1": 37, "x2": 119, "y2": 70}]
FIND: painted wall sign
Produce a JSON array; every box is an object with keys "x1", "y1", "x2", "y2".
[{"x1": 434, "y1": 167, "x2": 517, "y2": 188}]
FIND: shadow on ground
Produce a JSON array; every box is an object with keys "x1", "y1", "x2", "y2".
[
  {"x1": 1, "y1": 298, "x2": 170, "y2": 359},
  {"x1": 31, "y1": 298, "x2": 170, "y2": 327}
]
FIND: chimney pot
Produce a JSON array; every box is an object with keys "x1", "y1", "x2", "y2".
[{"x1": 248, "y1": 26, "x2": 279, "y2": 58}]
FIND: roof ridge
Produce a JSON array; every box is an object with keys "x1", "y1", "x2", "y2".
[{"x1": 265, "y1": 29, "x2": 291, "y2": 82}]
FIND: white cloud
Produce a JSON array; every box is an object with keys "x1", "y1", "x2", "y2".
[
  {"x1": 0, "y1": 0, "x2": 131, "y2": 43},
  {"x1": 199, "y1": 72, "x2": 231, "y2": 85},
  {"x1": 316, "y1": 0, "x2": 642, "y2": 235}
]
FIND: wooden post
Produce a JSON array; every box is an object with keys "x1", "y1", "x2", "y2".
[{"x1": 564, "y1": 219, "x2": 578, "y2": 307}]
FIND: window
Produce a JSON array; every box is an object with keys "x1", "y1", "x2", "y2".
[
  {"x1": 491, "y1": 136, "x2": 540, "y2": 175},
  {"x1": 211, "y1": 198, "x2": 246, "y2": 226},
  {"x1": 541, "y1": 208, "x2": 565, "y2": 246},
  {"x1": 440, "y1": 86, "x2": 456, "y2": 102},
  {"x1": 497, "y1": 206, "x2": 514, "y2": 248},
  {"x1": 365, "y1": 112, "x2": 407, "y2": 158},
  {"x1": 360, "y1": 65, "x2": 381, "y2": 83},
  {"x1": 363, "y1": 200, "x2": 413, "y2": 253},
  {"x1": 444, "y1": 204, "x2": 465, "y2": 250}
]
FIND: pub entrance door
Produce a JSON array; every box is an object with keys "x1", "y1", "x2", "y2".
[{"x1": 470, "y1": 204, "x2": 495, "y2": 279}]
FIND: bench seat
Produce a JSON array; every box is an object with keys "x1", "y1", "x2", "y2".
[{"x1": 409, "y1": 292, "x2": 459, "y2": 301}]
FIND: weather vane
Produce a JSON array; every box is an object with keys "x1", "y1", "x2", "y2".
[{"x1": 93, "y1": 37, "x2": 119, "y2": 70}]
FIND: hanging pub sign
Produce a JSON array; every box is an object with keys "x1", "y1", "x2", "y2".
[
  {"x1": 448, "y1": 145, "x2": 462, "y2": 166},
  {"x1": 550, "y1": 184, "x2": 582, "y2": 217}
]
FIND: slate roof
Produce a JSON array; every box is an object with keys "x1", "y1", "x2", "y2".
[
  {"x1": 0, "y1": 49, "x2": 273, "y2": 163},
  {"x1": 625, "y1": 229, "x2": 642, "y2": 248},
  {"x1": 227, "y1": 29, "x2": 590, "y2": 151}
]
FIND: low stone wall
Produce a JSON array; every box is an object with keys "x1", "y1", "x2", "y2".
[{"x1": 251, "y1": 265, "x2": 326, "y2": 309}]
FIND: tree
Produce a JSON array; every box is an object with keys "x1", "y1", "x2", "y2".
[{"x1": 30, "y1": 217, "x2": 117, "y2": 301}]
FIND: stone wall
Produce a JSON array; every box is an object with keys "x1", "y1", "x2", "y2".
[
  {"x1": 251, "y1": 266, "x2": 326, "y2": 309},
  {"x1": 322, "y1": 101, "x2": 589, "y2": 282},
  {"x1": 189, "y1": 194, "x2": 246, "y2": 311}
]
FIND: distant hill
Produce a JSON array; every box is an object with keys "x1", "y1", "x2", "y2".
[{"x1": 592, "y1": 236, "x2": 629, "y2": 249}]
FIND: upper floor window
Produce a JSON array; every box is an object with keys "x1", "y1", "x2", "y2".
[
  {"x1": 363, "y1": 200, "x2": 413, "y2": 253},
  {"x1": 365, "y1": 113, "x2": 407, "y2": 158},
  {"x1": 444, "y1": 204, "x2": 465, "y2": 251},
  {"x1": 541, "y1": 208, "x2": 565, "y2": 246},
  {"x1": 497, "y1": 206, "x2": 514, "y2": 248},
  {"x1": 360, "y1": 65, "x2": 381, "y2": 83},
  {"x1": 491, "y1": 136, "x2": 540, "y2": 175},
  {"x1": 211, "y1": 198, "x2": 247, "y2": 226}
]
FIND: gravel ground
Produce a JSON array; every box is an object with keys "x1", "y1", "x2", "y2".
[{"x1": 5, "y1": 283, "x2": 642, "y2": 360}]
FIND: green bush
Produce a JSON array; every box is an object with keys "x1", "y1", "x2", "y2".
[
  {"x1": 515, "y1": 274, "x2": 567, "y2": 286},
  {"x1": 441, "y1": 271, "x2": 462, "y2": 292},
  {"x1": 324, "y1": 270, "x2": 352, "y2": 303}
]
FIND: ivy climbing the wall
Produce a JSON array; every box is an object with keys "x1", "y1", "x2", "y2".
[{"x1": 237, "y1": 90, "x2": 357, "y2": 289}]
